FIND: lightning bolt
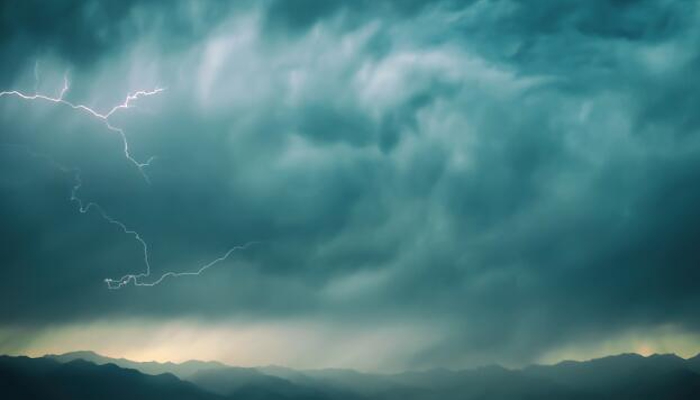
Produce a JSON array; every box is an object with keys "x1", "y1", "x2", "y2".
[
  {"x1": 71, "y1": 169, "x2": 257, "y2": 289},
  {"x1": 0, "y1": 71, "x2": 164, "y2": 182},
  {"x1": 104, "y1": 241, "x2": 258, "y2": 289},
  {"x1": 1, "y1": 68, "x2": 255, "y2": 289}
]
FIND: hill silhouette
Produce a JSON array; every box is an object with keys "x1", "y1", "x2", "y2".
[
  {"x1": 2, "y1": 351, "x2": 700, "y2": 399},
  {"x1": 0, "y1": 356, "x2": 220, "y2": 400},
  {"x1": 47, "y1": 350, "x2": 226, "y2": 379}
]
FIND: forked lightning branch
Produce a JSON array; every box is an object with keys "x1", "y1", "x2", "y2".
[{"x1": 0, "y1": 68, "x2": 252, "y2": 289}]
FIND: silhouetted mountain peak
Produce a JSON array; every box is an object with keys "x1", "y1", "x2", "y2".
[
  {"x1": 10, "y1": 351, "x2": 700, "y2": 400},
  {"x1": 56, "y1": 350, "x2": 101, "y2": 358},
  {"x1": 47, "y1": 351, "x2": 227, "y2": 379},
  {"x1": 0, "y1": 355, "x2": 221, "y2": 400},
  {"x1": 48, "y1": 350, "x2": 108, "y2": 363}
]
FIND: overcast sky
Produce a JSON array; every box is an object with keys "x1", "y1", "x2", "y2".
[{"x1": 1, "y1": 0, "x2": 700, "y2": 371}]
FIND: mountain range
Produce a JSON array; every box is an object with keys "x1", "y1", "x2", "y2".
[{"x1": 1, "y1": 351, "x2": 699, "y2": 399}]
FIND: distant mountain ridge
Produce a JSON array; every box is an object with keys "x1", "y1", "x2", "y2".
[
  {"x1": 47, "y1": 350, "x2": 227, "y2": 379},
  {"x1": 0, "y1": 355, "x2": 221, "y2": 400},
  {"x1": 1, "y1": 351, "x2": 699, "y2": 399}
]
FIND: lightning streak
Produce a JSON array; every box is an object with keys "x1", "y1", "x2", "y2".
[
  {"x1": 70, "y1": 171, "x2": 256, "y2": 289},
  {"x1": 104, "y1": 241, "x2": 257, "y2": 289},
  {"x1": 0, "y1": 75, "x2": 164, "y2": 182},
  {"x1": 1, "y1": 70, "x2": 253, "y2": 289}
]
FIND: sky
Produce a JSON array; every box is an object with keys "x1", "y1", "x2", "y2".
[{"x1": 1, "y1": 0, "x2": 700, "y2": 372}]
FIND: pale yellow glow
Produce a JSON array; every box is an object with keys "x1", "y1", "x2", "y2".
[
  {"x1": 1, "y1": 318, "x2": 440, "y2": 372},
  {"x1": 538, "y1": 325, "x2": 700, "y2": 364},
  {"x1": 4, "y1": 321, "x2": 700, "y2": 371}
]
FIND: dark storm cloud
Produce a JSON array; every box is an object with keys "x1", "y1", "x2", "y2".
[
  {"x1": 1, "y1": 0, "x2": 700, "y2": 367},
  {"x1": 263, "y1": 0, "x2": 452, "y2": 33},
  {"x1": 0, "y1": 0, "x2": 238, "y2": 87}
]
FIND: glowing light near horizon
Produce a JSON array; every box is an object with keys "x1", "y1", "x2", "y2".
[{"x1": 1, "y1": 67, "x2": 253, "y2": 289}]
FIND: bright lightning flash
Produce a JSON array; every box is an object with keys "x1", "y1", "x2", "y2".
[
  {"x1": 1, "y1": 72, "x2": 163, "y2": 181},
  {"x1": 1, "y1": 69, "x2": 253, "y2": 289}
]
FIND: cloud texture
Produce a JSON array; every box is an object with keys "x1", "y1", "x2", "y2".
[{"x1": 1, "y1": 0, "x2": 700, "y2": 369}]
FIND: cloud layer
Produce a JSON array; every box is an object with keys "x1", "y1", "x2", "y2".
[{"x1": 1, "y1": 0, "x2": 700, "y2": 369}]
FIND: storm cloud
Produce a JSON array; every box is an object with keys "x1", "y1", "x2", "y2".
[{"x1": 1, "y1": 0, "x2": 700, "y2": 370}]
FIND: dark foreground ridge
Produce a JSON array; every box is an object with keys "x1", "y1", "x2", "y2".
[{"x1": 2, "y1": 351, "x2": 700, "y2": 399}]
